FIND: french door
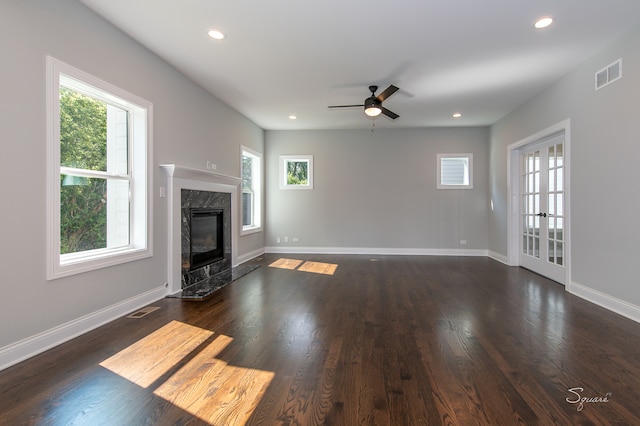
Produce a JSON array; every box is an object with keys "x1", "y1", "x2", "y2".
[{"x1": 519, "y1": 133, "x2": 566, "y2": 284}]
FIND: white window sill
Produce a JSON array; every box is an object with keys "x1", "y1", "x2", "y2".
[
  {"x1": 49, "y1": 246, "x2": 152, "y2": 280},
  {"x1": 241, "y1": 226, "x2": 262, "y2": 236}
]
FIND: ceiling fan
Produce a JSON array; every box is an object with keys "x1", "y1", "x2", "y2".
[{"x1": 328, "y1": 85, "x2": 400, "y2": 119}]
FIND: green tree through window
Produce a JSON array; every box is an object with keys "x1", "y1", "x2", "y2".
[
  {"x1": 286, "y1": 160, "x2": 308, "y2": 185},
  {"x1": 59, "y1": 88, "x2": 108, "y2": 254}
]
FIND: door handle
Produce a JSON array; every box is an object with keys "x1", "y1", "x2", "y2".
[{"x1": 536, "y1": 212, "x2": 547, "y2": 218}]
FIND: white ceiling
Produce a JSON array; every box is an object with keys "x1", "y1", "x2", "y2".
[{"x1": 77, "y1": 0, "x2": 640, "y2": 130}]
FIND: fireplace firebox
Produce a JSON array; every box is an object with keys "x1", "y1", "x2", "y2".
[{"x1": 189, "y1": 208, "x2": 224, "y2": 270}]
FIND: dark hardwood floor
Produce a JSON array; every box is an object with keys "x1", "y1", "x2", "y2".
[{"x1": 2, "y1": 254, "x2": 640, "y2": 425}]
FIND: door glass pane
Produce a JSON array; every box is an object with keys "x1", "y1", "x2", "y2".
[
  {"x1": 548, "y1": 218, "x2": 555, "y2": 239},
  {"x1": 557, "y1": 167, "x2": 564, "y2": 192},
  {"x1": 548, "y1": 240, "x2": 555, "y2": 263},
  {"x1": 534, "y1": 237, "x2": 540, "y2": 258},
  {"x1": 556, "y1": 193, "x2": 564, "y2": 217},
  {"x1": 557, "y1": 218, "x2": 564, "y2": 241},
  {"x1": 556, "y1": 242, "x2": 564, "y2": 265},
  {"x1": 556, "y1": 144, "x2": 563, "y2": 167},
  {"x1": 549, "y1": 169, "x2": 555, "y2": 192},
  {"x1": 548, "y1": 194, "x2": 555, "y2": 215}
]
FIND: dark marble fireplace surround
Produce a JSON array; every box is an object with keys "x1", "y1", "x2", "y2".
[{"x1": 181, "y1": 189, "x2": 232, "y2": 288}]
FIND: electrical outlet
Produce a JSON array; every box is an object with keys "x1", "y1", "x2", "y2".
[
  {"x1": 206, "y1": 161, "x2": 211, "y2": 169},
  {"x1": 292, "y1": 237, "x2": 300, "y2": 243},
  {"x1": 284, "y1": 236, "x2": 289, "y2": 243},
  {"x1": 276, "y1": 237, "x2": 281, "y2": 244},
  {"x1": 210, "y1": 163, "x2": 217, "y2": 170},
  {"x1": 460, "y1": 240, "x2": 467, "y2": 245},
  {"x1": 159, "y1": 187, "x2": 166, "y2": 198}
]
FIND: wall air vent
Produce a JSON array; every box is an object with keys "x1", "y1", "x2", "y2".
[{"x1": 595, "y1": 58, "x2": 622, "y2": 90}]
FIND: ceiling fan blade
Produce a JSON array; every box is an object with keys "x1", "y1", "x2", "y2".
[
  {"x1": 376, "y1": 85, "x2": 399, "y2": 102},
  {"x1": 381, "y1": 106, "x2": 399, "y2": 119},
  {"x1": 328, "y1": 104, "x2": 364, "y2": 109}
]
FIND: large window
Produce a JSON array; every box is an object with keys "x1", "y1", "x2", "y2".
[
  {"x1": 241, "y1": 146, "x2": 262, "y2": 234},
  {"x1": 437, "y1": 153, "x2": 473, "y2": 189},
  {"x1": 46, "y1": 57, "x2": 152, "y2": 279}
]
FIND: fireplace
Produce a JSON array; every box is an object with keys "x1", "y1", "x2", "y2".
[
  {"x1": 181, "y1": 189, "x2": 232, "y2": 288},
  {"x1": 189, "y1": 208, "x2": 224, "y2": 270},
  {"x1": 160, "y1": 164, "x2": 242, "y2": 295}
]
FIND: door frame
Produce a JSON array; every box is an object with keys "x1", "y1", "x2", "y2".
[{"x1": 506, "y1": 119, "x2": 572, "y2": 287}]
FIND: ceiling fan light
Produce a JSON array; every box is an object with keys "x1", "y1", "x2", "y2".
[
  {"x1": 364, "y1": 97, "x2": 382, "y2": 117},
  {"x1": 365, "y1": 106, "x2": 382, "y2": 117}
]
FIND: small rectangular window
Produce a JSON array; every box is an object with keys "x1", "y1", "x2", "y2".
[
  {"x1": 437, "y1": 153, "x2": 473, "y2": 189},
  {"x1": 241, "y1": 146, "x2": 262, "y2": 234},
  {"x1": 280, "y1": 155, "x2": 313, "y2": 190}
]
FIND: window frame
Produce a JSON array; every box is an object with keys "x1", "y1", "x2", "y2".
[
  {"x1": 279, "y1": 154, "x2": 314, "y2": 190},
  {"x1": 240, "y1": 146, "x2": 262, "y2": 235},
  {"x1": 46, "y1": 56, "x2": 153, "y2": 280},
  {"x1": 437, "y1": 153, "x2": 473, "y2": 189}
]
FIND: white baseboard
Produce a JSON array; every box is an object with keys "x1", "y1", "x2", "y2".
[
  {"x1": 569, "y1": 281, "x2": 640, "y2": 324},
  {"x1": 488, "y1": 250, "x2": 510, "y2": 265},
  {"x1": 236, "y1": 247, "x2": 265, "y2": 265},
  {"x1": 264, "y1": 246, "x2": 489, "y2": 257},
  {"x1": 0, "y1": 286, "x2": 167, "y2": 372}
]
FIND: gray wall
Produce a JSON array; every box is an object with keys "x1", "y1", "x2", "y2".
[
  {"x1": 0, "y1": 0, "x2": 263, "y2": 349},
  {"x1": 265, "y1": 128, "x2": 489, "y2": 252},
  {"x1": 489, "y1": 24, "x2": 640, "y2": 305}
]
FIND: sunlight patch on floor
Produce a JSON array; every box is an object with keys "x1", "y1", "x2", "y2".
[
  {"x1": 154, "y1": 339, "x2": 274, "y2": 425},
  {"x1": 100, "y1": 320, "x2": 214, "y2": 388},
  {"x1": 298, "y1": 261, "x2": 338, "y2": 275},
  {"x1": 269, "y1": 258, "x2": 338, "y2": 276},
  {"x1": 99, "y1": 320, "x2": 274, "y2": 425},
  {"x1": 269, "y1": 258, "x2": 304, "y2": 270}
]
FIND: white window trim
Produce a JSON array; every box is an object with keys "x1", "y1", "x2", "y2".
[
  {"x1": 279, "y1": 155, "x2": 314, "y2": 190},
  {"x1": 46, "y1": 56, "x2": 153, "y2": 280},
  {"x1": 240, "y1": 145, "x2": 262, "y2": 236},
  {"x1": 437, "y1": 153, "x2": 473, "y2": 189}
]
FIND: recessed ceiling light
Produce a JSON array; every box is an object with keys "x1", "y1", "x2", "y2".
[
  {"x1": 207, "y1": 29, "x2": 225, "y2": 40},
  {"x1": 452, "y1": 113, "x2": 462, "y2": 118},
  {"x1": 534, "y1": 16, "x2": 554, "y2": 29},
  {"x1": 289, "y1": 115, "x2": 297, "y2": 120}
]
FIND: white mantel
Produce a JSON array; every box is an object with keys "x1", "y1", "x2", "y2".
[{"x1": 160, "y1": 164, "x2": 241, "y2": 295}]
